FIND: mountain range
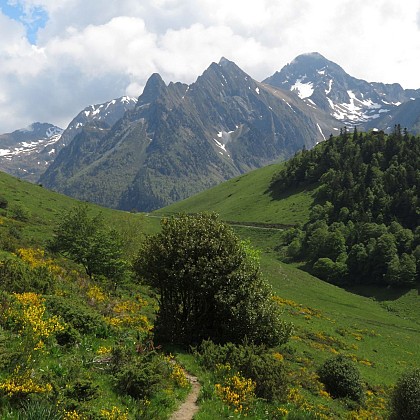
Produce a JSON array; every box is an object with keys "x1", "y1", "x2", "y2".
[
  {"x1": 1, "y1": 52, "x2": 419, "y2": 210},
  {"x1": 0, "y1": 97, "x2": 137, "y2": 182},
  {"x1": 264, "y1": 52, "x2": 420, "y2": 127}
]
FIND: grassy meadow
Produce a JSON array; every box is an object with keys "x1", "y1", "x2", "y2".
[{"x1": 0, "y1": 168, "x2": 419, "y2": 418}]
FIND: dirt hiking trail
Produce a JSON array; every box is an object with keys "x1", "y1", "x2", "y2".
[{"x1": 170, "y1": 372, "x2": 201, "y2": 420}]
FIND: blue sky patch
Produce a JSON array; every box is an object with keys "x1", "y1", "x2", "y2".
[{"x1": 0, "y1": 0, "x2": 48, "y2": 44}]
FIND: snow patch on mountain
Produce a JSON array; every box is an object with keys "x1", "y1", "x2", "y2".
[
  {"x1": 0, "y1": 134, "x2": 62, "y2": 159},
  {"x1": 291, "y1": 78, "x2": 314, "y2": 99},
  {"x1": 327, "y1": 90, "x2": 384, "y2": 123}
]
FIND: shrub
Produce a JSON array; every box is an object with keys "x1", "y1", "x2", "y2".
[
  {"x1": 135, "y1": 213, "x2": 291, "y2": 346},
  {"x1": 0, "y1": 195, "x2": 8, "y2": 209},
  {"x1": 10, "y1": 204, "x2": 30, "y2": 222},
  {"x1": 390, "y1": 368, "x2": 420, "y2": 420},
  {"x1": 64, "y1": 379, "x2": 99, "y2": 402},
  {"x1": 317, "y1": 355, "x2": 364, "y2": 402},
  {"x1": 114, "y1": 351, "x2": 167, "y2": 399},
  {"x1": 196, "y1": 340, "x2": 288, "y2": 401},
  {"x1": 45, "y1": 295, "x2": 108, "y2": 336},
  {"x1": 0, "y1": 258, "x2": 55, "y2": 294},
  {"x1": 55, "y1": 324, "x2": 81, "y2": 346}
]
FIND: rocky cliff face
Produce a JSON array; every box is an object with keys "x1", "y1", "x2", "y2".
[{"x1": 40, "y1": 58, "x2": 330, "y2": 211}]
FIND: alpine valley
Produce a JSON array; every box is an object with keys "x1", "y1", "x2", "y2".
[{"x1": 1, "y1": 52, "x2": 419, "y2": 210}]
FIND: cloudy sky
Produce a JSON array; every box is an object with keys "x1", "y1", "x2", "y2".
[{"x1": 0, "y1": 0, "x2": 419, "y2": 133}]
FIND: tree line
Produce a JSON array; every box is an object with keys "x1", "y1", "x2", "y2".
[{"x1": 271, "y1": 127, "x2": 419, "y2": 287}]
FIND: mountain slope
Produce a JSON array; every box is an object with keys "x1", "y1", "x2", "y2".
[
  {"x1": 0, "y1": 123, "x2": 63, "y2": 182},
  {"x1": 41, "y1": 58, "x2": 331, "y2": 211},
  {"x1": 153, "y1": 162, "x2": 316, "y2": 226},
  {"x1": 0, "y1": 97, "x2": 137, "y2": 184},
  {"x1": 365, "y1": 98, "x2": 420, "y2": 133},
  {"x1": 54, "y1": 96, "x2": 138, "y2": 154},
  {"x1": 263, "y1": 52, "x2": 420, "y2": 127}
]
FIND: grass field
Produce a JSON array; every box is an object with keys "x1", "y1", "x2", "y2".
[
  {"x1": 1, "y1": 169, "x2": 420, "y2": 418},
  {"x1": 153, "y1": 163, "x2": 316, "y2": 226}
]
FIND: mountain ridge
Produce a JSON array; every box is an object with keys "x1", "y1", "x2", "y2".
[
  {"x1": 263, "y1": 52, "x2": 420, "y2": 128},
  {"x1": 40, "y1": 58, "x2": 329, "y2": 211}
]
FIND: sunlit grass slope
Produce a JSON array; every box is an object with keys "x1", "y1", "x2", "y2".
[
  {"x1": 153, "y1": 163, "x2": 316, "y2": 226},
  {"x1": 0, "y1": 171, "x2": 160, "y2": 247}
]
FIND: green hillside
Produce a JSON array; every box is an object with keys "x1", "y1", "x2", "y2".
[
  {"x1": 0, "y1": 171, "x2": 160, "y2": 250},
  {"x1": 153, "y1": 133, "x2": 420, "y2": 418},
  {"x1": 1, "y1": 163, "x2": 420, "y2": 419},
  {"x1": 153, "y1": 162, "x2": 316, "y2": 226}
]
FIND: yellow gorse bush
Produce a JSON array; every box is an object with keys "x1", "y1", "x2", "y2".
[
  {"x1": 97, "y1": 346, "x2": 112, "y2": 355},
  {"x1": 99, "y1": 406, "x2": 129, "y2": 420},
  {"x1": 0, "y1": 367, "x2": 52, "y2": 397},
  {"x1": 164, "y1": 354, "x2": 189, "y2": 388},
  {"x1": 10, "y1": 292, "x2": 65, "y2": 351},
  {"x1": 215, "y1": 372, "x2": 256, "y2": 414},
  {"x1": 63, "y1": 410, "x2": 86, "y2": 420},
  {"x1": 104, "y1": 296, "x2": 152, "y2": 333},
  {"x1": 86, "y1": 285, "x2": 107, "y2": 303},
  {"x1": 17, "y1": 247, "x2": 62, "y2": 275}
]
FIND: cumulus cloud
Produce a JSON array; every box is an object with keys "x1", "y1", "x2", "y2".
[{"x1": 0, "y1": 0, "x2": 419, "y2": 132}]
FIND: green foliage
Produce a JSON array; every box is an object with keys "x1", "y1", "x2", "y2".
[
  {"x1": 10, "y1": 203, "x2": 30, "y2": 222},
  {"x1": 0, "y1": 257, "x2": 55, "y2": 294},
  {"x1": 49, "y1": 204, "x2": 128, "y2": 281},
  {"x1": 390, "y1": 368, "x2": 420, "y2": 420},
  {"x1": 114, "y1": 351, "x2": 168, "y2": 400},
  {"x1": 275, "y1": 130, "x2": 419, "y2": 287},
  {"x1": 45, "y1": 295, "x2": 108, "y2": 336},
  {"x1": 135, "y1": 213, "x2": 291, "y2": 346},
  {"x1": 196, "y1": 339, "x2": 289, "y2": 402},
  {"x1": 318, "y1": 355, "x2": 364, "y2": 403},
  {"x1": 0, "y1": 195, "x2": 8, "y2": 209},
  {"x1": 17, "y1": 399, "x2": 62, "y2": 420},
  {"x1": 64, "y1": 379, "x2": 99, "y2": 402},
  {"x1": 312, "y1": 258, "x2": 347, "y2": 285}
]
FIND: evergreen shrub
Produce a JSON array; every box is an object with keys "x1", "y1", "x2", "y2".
[
  {"x1": 317, "y1": 355, "x2": 364, "y2": 402},
  {"x1": 391, "y1": 368, "x2": 420, "y2": 420},
  {"x1": 196, "y1": 339, "x2": 288, "y2": 401}
]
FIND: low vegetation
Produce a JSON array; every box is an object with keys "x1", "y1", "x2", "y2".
[{"x1": 0, "y1": 127, "x2": 420, "y2": 419}]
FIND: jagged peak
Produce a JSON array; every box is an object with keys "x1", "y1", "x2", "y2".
[
  {"x1": 218, "y1": 56, "x2": 233, "y2": 67},
  {"x1": 138, "y1": 73, "x2": 167, "y2": 104}
]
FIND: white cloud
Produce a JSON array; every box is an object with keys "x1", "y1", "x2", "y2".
[{"x1": 0, "y1": 0, "x2": 419, "y2": 133}]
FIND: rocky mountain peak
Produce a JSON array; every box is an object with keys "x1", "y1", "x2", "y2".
[
  {"x1": 137, "y1": 73, "x2": 167, "y2": 106},
  {"x1": 264, "y1": 52, "x2": 420, "y2": 126}
]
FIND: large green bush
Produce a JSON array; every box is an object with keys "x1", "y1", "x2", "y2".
[
  {"x1": 134, "y1": 213, "x2": 292, "y2": 346},
  {"x1": 45, "y1": 295, "x2": 108, "y2": 336},
  {"x1": 49, "y1": 204, "x2": 128, "y2": 282},
  {"x1": 196, "y1": 340, "x2": 288, "y2": 401},
  {"x1": 113, "y1": 350, "x2": 169, "y2": 400},
  {"x1": 0, "y1": 257, "x2": 55, "y2": 294},
  {"x1": 390, "y1": 368, "x2": 420, "y2": 420},
  {"x1": 317, "y1": 355, "x2": 364, "y2": 402}
]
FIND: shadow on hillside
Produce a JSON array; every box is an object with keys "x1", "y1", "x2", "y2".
[
  {"x1": 265, "y1": 182, "x2": 318, "y2": 202},
  {"x1": 343, "y1": 285, "x2": 412, "y2": 302}
]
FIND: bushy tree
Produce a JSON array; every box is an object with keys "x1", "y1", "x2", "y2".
[
  {"x1": 318, "y1": 355, "x2": 364, "y2": 402},
  {"x1": 134, "y1": 213, "x2": 292, "y2": 346},
  {"x1": 391, "y1": 368, "x2": 420, "y2": 420},
  {"x1": 49, "y1": 204, "x2": 127, "y2": 282}
]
